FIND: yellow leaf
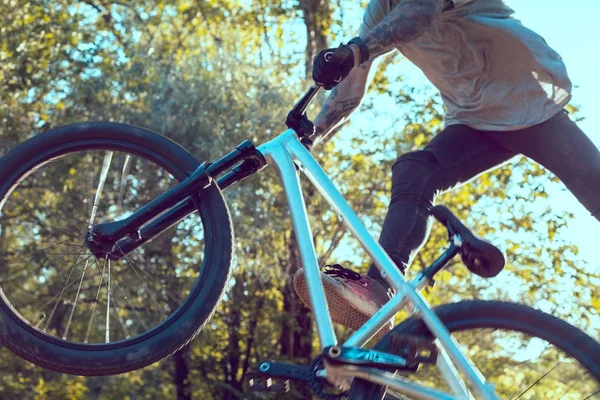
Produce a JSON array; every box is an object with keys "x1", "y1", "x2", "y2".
[{"x1": 414, "y1": 133, "x2": 426, "y2": 146}]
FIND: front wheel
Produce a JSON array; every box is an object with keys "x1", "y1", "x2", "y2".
[
  {"x1": 0, "y1": 122, "x2": 234, "y2": 375},
  {"x1": 348, "y1": 300, "x2": 600, "y2": 399}
]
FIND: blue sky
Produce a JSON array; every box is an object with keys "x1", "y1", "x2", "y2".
[{"x1": 505, "y1": 0, "x2": 600, "y2": 268}]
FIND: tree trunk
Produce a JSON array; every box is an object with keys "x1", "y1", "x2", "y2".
[
  {"x1": 173, "y1": 345, "x2": 192, "y2": 400},
  {"x1": 279, "y1": 233, "x2": 314, "y2": 398},
  {"x1": 299, "y1": 0, "x2": 332, "y2": 78},
  {"x1": 224, "y1": 274, "x2": 245, "y2": 400}
]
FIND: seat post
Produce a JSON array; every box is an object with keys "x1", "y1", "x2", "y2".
[{"x1": 420, "y1": 241, "x2": 461, "y2": 282}]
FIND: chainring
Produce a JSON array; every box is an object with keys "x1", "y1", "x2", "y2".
[{"x1": 309, "y1": 355, "x2": 349, "y2": 400}]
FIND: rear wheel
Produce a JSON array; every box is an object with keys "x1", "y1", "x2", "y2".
[
  {"x1": 348, "y1": 300, "x2": 600, "y2": 399},
  {"x1": 0, "y1": 122, "x2": 233, "y2": 375}
]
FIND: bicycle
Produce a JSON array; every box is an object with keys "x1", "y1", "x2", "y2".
[{"x1": 0, "y1": 82, "x2": 599, "y2": 399}]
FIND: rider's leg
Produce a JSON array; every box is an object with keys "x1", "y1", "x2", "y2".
[
  {"x1": 369, "y1": 109, "x2": 600, "y2": 288},
  {"x1": 367, "y1": 124, "x2": 517, "y2": 286},
  {"x1": 484, "y1": 110, "x2": 600, "y2": 219},
  {"x1": 294, "y1": 125, "x2": 515, "y2": 334}
]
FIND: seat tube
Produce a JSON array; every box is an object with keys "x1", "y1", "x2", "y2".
[{"x1": 258, "y1": 132, "x2": 337, "y2": 349}]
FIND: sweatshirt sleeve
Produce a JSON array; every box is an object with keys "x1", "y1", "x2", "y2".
[{"x1": 359, "y1": 0, "x2": 396, "y2": 36}]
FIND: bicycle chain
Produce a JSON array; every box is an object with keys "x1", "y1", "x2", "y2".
[{"x1": 309, "y1": 356, "x2": 348, "y2": 400}]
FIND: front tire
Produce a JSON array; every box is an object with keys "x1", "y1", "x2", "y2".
[
  {"x1": 348, "y1": 300, "x2": 600, "y2": 399},
  {"x1": 0, "y1": 122, "x2": 234, "y2": 375}
]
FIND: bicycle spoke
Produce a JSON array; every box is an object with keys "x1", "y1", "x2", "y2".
[
  {"x1": 514, "y1": 360, "x2": 563, "y2": 399},
  {"x1": 12, "y1": 257, "x2": 91, "y2": 306},
  {"x1": 509, "y1": 376, "x2": 528, "y2": 400},
  {"x1": 0, "y1": 239, "x2": 82, "y2": 269},
  {"x1": 90, "y1": 256, "x2": 131, "y2": 342},
  {"x1": 104, "y1": 257, "x2": 111, "y2": 342},
  {"x1": 34, "y1": 271, "x2": 89, "y2": 312},
  {"x1": 0, "y1": 246, "x2": 88, "y2": 284},
  {"x1": 43, "y1": 247, "x2": 87, "y2": 332},
  {"x1": 35, "y1": 254, "x2": 92, "y2": 293},
  {"x1": 108, "y1": 283, "x2": 131, "y2": 341},
  {"x1": 84, "y1": 272, "x2": 105, "y2": 343},
  {"x1": 26, "y1": 212, "x2": 90, "y2": 235},
  {"x1": 116, "y1": 243, "x2": 175, "y2": 315},
  {"x1": 89, "y1": 151, "x2": 113, "y2": 227},
  {"x1": 582, "y1": 389, "x2": 600, "y2": 400},
  {"x1": 117, "y1": 155, "x2": 132, "y2": 213},
  {"x1": 56, "y1": 215, "x2": 90, "y2": 228},
  {"x1": 105, "y1": 277, "x2": 146, "y2": 334},
  {"x1": 558, "y1": 373, "x2": 586, "y2": 399},
  {"x1": 123, "y1": 254, "x2": 181, "y2": 305},
  {"x1": 15, "y1": 255, "x2": 94, "y2": 310},
  {"x1": 62, "y1": 258, "x2": 92, "y2": 340},
  {"x1": 91, "y1": 256, "x2": 144, "y2": 337},
  {"x1": 35, "y1": 258, "x2": 92, "y2": 310},
  {"x1": 17, "y1": 204, "x2": 87, "y2": 238},
  {"x1": 87, "y1": 151, "x2": 95, "y2": 216},
  {"x1": 37, "y1": 252, "x2": 90, "y2": 257}
]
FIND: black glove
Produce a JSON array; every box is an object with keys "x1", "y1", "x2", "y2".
[{"x1": 312, "y1": 44, "x2": 355, "y2": 90}]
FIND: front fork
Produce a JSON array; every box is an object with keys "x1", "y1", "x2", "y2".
[{"x1": 85, "y1": 140, "x2": 266, "y2": 260}]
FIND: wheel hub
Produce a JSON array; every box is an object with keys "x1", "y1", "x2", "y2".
[{"x1": 84, "y1": 226, "x2": 116, "y2": 259}]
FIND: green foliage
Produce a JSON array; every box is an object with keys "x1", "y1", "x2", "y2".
[{"x1": 0, "y1": 0, "x2": 598, "y2": 399}]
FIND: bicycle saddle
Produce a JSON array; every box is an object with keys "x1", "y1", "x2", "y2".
[{"x1": 431, "y1": 205, "x2": 505, "y2": 278}]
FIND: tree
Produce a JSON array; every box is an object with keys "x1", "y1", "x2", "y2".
[{"x1": 1, "y1": 1, "x2": 597, "y2": 399}]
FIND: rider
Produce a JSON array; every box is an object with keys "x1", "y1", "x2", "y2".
[{"x1": 293, "y1": 0, "x2": 600, "y2": 337}]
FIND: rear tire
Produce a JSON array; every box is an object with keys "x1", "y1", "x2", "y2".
[
  {"x1": 348, "y1": 300, "x2": 600, "y2": 399},
  {"x1": 0, "y1": 122, "x2": 234, "y2": 375}
]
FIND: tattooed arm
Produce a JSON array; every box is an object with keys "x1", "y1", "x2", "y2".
[
  {"x1": 310, "y1": 0, "x2": 446, "y2": 144},
  {"x1": 311, "y1": 57, "x2": 381, "y2": 145},
  {"x1": 362, "y1": 0, "x2": 445, "y2": 59}
]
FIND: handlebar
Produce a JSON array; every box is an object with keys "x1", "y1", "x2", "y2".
[
  {"x1": 288, "y1": 83, "x2": 322, "y2": 133},
  {"x1": 285, "y1": 85, "x2": 322, "y2": 142},
  {"x1": 291, "y1": 84, "x2": 321, "y2": 118},
  {"x1": 286, "y1": 46, "x2": 350, "y2": 139}
]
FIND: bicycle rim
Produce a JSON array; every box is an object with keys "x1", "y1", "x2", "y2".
[
  {"x1": 0, "y1": 146, "x2": 206, "y2": 345},
  {"x1": 409, "y1": 328, "x2": 599, "y2": 399},
  {"x1": 349, "y1": 301, "x2": 600, "y2": 399}
]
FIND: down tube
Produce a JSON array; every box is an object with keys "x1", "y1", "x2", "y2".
[{"x1": 261, "y1": 140, "x2": 337, "y2": 349}]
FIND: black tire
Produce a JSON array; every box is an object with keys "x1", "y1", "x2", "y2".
[
  {"x1": 348, "y1": 300, "x2": 600, "y2": 399},
  {"x1": 0, "y1": 122, "x2": 233, "y2": 375}
]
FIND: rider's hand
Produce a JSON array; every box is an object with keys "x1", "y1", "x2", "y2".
[{"x1": 312, "y1": 44, "x2": 356, "y2": 90}]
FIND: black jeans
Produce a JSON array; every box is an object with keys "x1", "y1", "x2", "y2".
[{"x1": 368, "y1": 110, "x2": 600, "y2": 284}]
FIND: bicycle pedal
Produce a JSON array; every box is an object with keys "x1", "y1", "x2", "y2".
[
  {"x1": 246, "y1": 372, "x2": 290, "y2": 393},
  {"x1": 245, "y1": 360, "x2": 311, "y2": 393},
  {"x1": 389, "y1": 334, "x2": 438, "y2": 370}
]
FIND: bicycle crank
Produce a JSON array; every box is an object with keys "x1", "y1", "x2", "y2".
[
  {"x1": 323, "y1": 334, "x2": 438, "y2": 372},
  {"x1": 245, "y1": 357, "x2": 348, "y2": 399}
]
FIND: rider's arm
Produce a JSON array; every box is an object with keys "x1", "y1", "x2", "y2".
[
  {"x1": 312, "y1": 56, "x2": 381, "y2": 145},
  {"x1": 362, "y1": 0, "x2": 446, "y2": 59},
  {"x1": 311, "y1": 0, "x2": 446, "y2": 144}
]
